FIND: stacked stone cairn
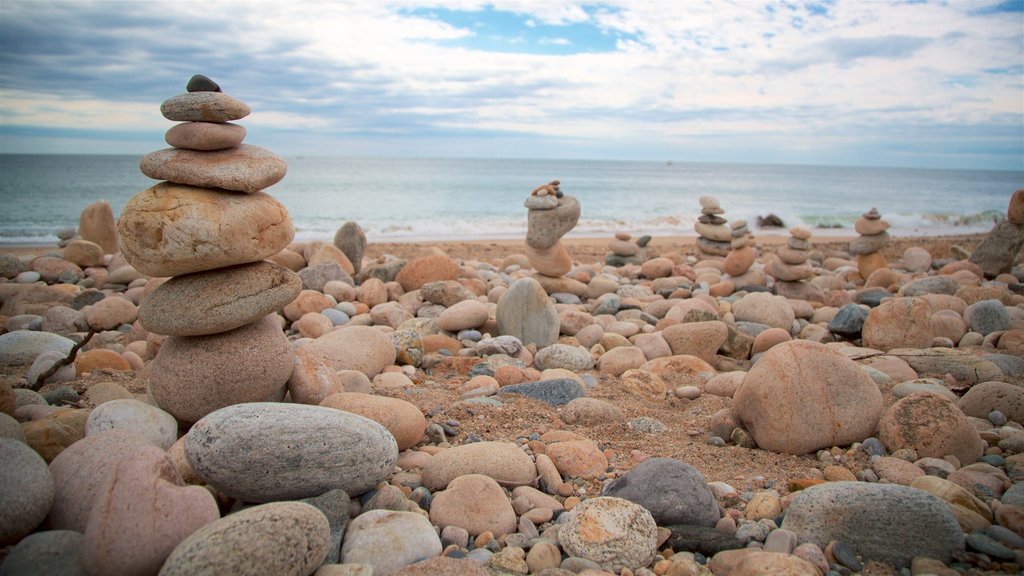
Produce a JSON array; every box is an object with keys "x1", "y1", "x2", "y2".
[
  {"x1": 722, "y1": 219, "x2": 755, "y2": 277},
  {"x1": 694, "y1": 195, "x2": 732, "y2": 259},
  {"x1": 850, "y1": 207, "x2": 891, "y2": 280},
  {"x1": 605, "y1": 232, "x2": 651, "y2": 266},
  {"x1": 117, "y1": 75, "x2": 300, "y2": 425},
  {"x1": 524, "y1": 180, "x2": 581, "y2": 290},
  {"x1": 768, "y1": 225, "x2": 822, "y2": 301}
]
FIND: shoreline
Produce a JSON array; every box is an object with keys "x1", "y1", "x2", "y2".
[{"x1": 1, "y1": 231, "x2": 988, "y2": 264}]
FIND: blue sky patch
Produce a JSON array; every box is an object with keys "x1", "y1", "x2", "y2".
[{"x1": 402, "y1": 5, "x2": 637, "y2": 55}]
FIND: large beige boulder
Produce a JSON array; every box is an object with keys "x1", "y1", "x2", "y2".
[
  {"x1": 733, "y1": 340, "x2": 883, "y2": 454},
  {"x1": 117, "y1": 182, "x2": 294, "y2": 277}
]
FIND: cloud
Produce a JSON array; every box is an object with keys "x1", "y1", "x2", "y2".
[{"x1": 0, "y1": 0, "x2": 1020, "y2": 169}]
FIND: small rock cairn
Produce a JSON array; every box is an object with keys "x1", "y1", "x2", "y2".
[
  {"x1": 605, "y1": 232, "x2": 651, "y2": 266},
  {"x1": 850, "y1": 207, "x2": 891, "y2": 280},
  {"x1": 694, "y1": 195, "x2": 731, "y2": 258},
  {"x1": 768, "y1": 225, "x2": 818, "y2": 299},
  {"x1": 722, "y1": 219, "x2": 755, "y2": 278},
  {"x1": 524, "y1": 180, "x2": 581, "y2": 285},
  {"x1": 116, "y1": 75, "x2": 300, "y2": 424}
]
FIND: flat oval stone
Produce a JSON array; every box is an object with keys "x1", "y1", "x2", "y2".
[
  {"x1": 140, "y1": 144, "x2": 287, "y2": 193},
  {"x1": 320, "y1": 392, "x2": 426, "y2": 451},
  {"x1": 139, "y1": 261, "x2": 301, "y2": 336},
  {"x1": 780, "y1": 481, "x2": 964, "y2": 568},
  {"x1": 160, "y1": 91, "x2": 250, "y2": 122},
  {"x1": 165, "y1": 121, "x2": 246, "y2": 151},
  {"x1": 117, "y1": 182, "x2": 294, "y2": 277},
  {"x1": 185, "y1": 403, "x2": 398, "y2": 502},
  {"x1": 0, "y1": 330, "x2": 75, "y2": 365},
  {"x1": 159, "y1": 502, "x2": 329, "y2": 576},
  {"x1": 148, "y1": 314, "x2": 293, "y2": 425},
  {"x1": 421, "y1": 441, "x2": 537, "y2": 490}
]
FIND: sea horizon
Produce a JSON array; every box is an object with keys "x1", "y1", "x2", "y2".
[{"x1": 1, "y1": 153, "x2": 1020, "y2": 245}]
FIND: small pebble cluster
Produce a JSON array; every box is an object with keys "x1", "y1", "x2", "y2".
[{"x1": 2, "y1": 79, "x2": 1024, "y2": 575}]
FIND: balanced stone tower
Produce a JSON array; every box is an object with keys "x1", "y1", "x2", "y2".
[
  {"x1": 723, "y1": 219, "x2": 754, "y2": 277},
  {"x1": 769, "y1": 225, "x2": 822, "y2": 301},
  {"x1": 524, "y1": 180, "x2": 581, "y2": 290},
  {"x1": 117, "y1": 75, "x2": 300, "y2": 424},
  {"x1": 850, "y1": 207, "x2": 891, "y2": 281},
  {"x1": 694, "y1": 195, "x2": 731, "y2": 258},
  {"x1": 605, "y1": 232, "x2": 651, "y2": 267}
]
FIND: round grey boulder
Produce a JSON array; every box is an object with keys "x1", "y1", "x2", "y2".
[
  {"x1": 0, "y1": 438, "x2": 55, "y2": 545},
  {"x1": 185, "y1": 403, "x2": 398, "y2": 502},
  {"x1": 600, "y1": 457, "x2": 720, "y2": 527}
]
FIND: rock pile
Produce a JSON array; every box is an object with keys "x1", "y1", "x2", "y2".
[
  {"x1": 722, "y1": 219, "x2": 757, "y2": 279},
  {"x1": 605, "y1": 232, "x2": 651, "y2": 267},
  {"x1": 768, "y1": 225, "x2": 822, "y2": 301},
  {"x1": 850, "y1": 207, "x2": 891, "y2": 280},
  {"x1": 118, "y1": 75, "x2": 300, "y2": 424},
  {"x1": 694, "y1": 195, "x2": 731, "y2": 258},
  {"x1": 523, "y1": 180, "x2": 581, "y2": 287}
]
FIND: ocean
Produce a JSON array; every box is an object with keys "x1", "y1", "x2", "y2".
[{"x1": 1, "y1": 154, "x2": 1021, "y2": 244}]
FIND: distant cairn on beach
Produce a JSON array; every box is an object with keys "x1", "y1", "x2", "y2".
[{"x1": 116, "y1": 74, "x2": 300, "y2": 425}]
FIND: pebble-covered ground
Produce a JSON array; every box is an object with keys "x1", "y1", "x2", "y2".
[{"x1": 1, "y1": 220, "x2": 1023, "y2": 576}]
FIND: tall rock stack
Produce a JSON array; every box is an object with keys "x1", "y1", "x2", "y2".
[
  {"x1": 694, "y1": 196, "x2": 731, "y2": 259},
  {"x1": 117, "y1": 75, "x2": 300, "y2": 425},
  {"x1": 769, "y1": 225, "x2": 822, "y2": 301},
  {"x1": 524, "y1": 180, "x2": 581, "y2": 289},
  {"x1": 850, "y1": 207, "x2": 891, "y2": 281}
]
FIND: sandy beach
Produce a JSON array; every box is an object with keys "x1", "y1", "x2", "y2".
[{"x1": 3, "y1": 230, "x2": 985, "y2": 265}]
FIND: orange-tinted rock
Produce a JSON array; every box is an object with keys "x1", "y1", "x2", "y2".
[
  {"x1": 862, "y1": 297, "x2": 934, "y2": 352},
  {"x1": 79, "y1": 200, "x2": 119, "y2": 254},
  {"x1": 320, "y1": 392, "x2": 426, "y2": 451},
  {"x1": 1010, "y1": 189, "x2": 1024, "y2": 225},
  {"x1": 63, "y1": 240, "x2": 105, "y2": 268},
  {"x1": 429, "y1": 474, "x2": 517, "y2": 537},
  {"x1": 75, "y1": 348, "x2": 131, "y2": 375},
  {"x1": 395, "y1": 254, "x2": 461, "y2": 292},
  {"x1": 856, "y1": 252, "x2": 888, "y2": 281},
  {"x1": 733, "y1": 340, "x2": 883, "y2": 455},
  {"x1": 876, "y1": 387, "x2": 978, "y2": 463},
  {"x1": 545, "y1": 439, "x2": 608, "y2": 479}
]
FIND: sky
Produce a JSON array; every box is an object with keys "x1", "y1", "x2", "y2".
[{"x1": 0, "y1": 0, "x2": 1022, "y2": 170}]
